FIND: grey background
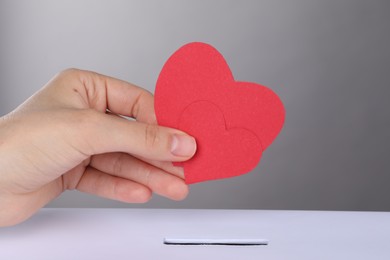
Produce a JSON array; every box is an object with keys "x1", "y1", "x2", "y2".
[{"x1": 1, "y1": 0, "x2": 389, "y2": 211}]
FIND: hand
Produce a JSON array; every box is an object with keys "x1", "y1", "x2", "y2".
[{"x1": 0, "y1": 69, "x2": 196, "y2": 226}]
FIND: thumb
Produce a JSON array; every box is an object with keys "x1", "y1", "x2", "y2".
[{"x1": 73, "y1": 109, "x2": 197, "y2": 161}]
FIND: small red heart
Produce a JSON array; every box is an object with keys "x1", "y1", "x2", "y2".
[
  {"x1": 155, "y1": 42, "x2": 285, "y2": 184},
  {"x1": 178, "y1": 101, "x2": 262, "y2": 184}
]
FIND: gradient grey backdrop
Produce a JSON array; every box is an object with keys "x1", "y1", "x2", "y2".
[{"x1": 1, "y1": 0, "x2": 389, "y2": 211}]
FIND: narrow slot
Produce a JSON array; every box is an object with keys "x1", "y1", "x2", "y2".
[{"x1": 163, "y1": 238, "x2": 269, "y2": 246}]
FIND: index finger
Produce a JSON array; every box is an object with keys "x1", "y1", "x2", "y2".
[
  {"x1": 100, "y1": 74, "x2": 157, "y2": 124},
  {"x1": 61, "y1": 69, "x2": 157, "y2": 124}
]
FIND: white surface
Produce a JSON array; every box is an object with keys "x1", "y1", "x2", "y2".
[{"x1": 1, "y1": 209, "x2": 390, "y2": 259}]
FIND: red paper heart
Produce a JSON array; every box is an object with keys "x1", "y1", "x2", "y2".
[
  {"x1": 178, "y1": 101, "x2": 262, "y2": 184},
  {"x1": 155, "y1": 42, "x2": 285, "y2": 184}
]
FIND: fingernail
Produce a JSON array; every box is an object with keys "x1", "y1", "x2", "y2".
[{"x1": 171, "y1": 134, "x2": 196, "y2": 157}]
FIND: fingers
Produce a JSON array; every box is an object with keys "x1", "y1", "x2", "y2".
[
  {"x1": 52, "y1": 69, "x2": 197, "y2": 162},
  {"x1": 93, "y1": 72, "x2": 156, "y2": 124},
  {"x1": 73, "y1": 110, "x2": 197, "y2": 162},
  {"x1": 56, "y1": 69, "x2": 157, "y2": 124},
  {"x1": 76, "y1": 166, "x2": 152, "y2": 203},
  {"x1": 90, "y1": 153, "x2": 188, "y2": 201},
  {"x1": 103, "y1": 112, "x2": 186, "y2": 178},
  {"x1": 132, "y1": 155, "x2": 185, "y2": 179}
]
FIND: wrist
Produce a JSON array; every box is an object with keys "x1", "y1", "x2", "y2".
[
  {"x1": 0, "y1": 115, "x2": 26, "y2": 226},
  {"x1": 0, "y1": 193, "x2": 26, "y2": 227}
]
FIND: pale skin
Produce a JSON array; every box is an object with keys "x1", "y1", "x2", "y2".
[{"x1": 0, "y1": 69, "x2": 197, "y2": 227}]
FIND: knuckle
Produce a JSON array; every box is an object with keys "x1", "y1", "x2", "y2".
[
  {"x1": 144, "y1": 124, "x2": 160, "y2": 150},
  {"x1": 65, "y1": 109, "x2": 101, "y2": 155},
  {"x1": 132, "y1": 91, "x2": 153, "y2": 118},
  {"x1": 142, "y1": 165, "x2": 153, "y2": 187},
  {"x1": 57, "y1": 68, "x2": 80, "y2": 79},
  {"x1": 112, "y1": 153, "x2": 126, "y2": 176}
]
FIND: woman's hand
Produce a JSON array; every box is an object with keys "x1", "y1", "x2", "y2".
[{"x1": 0, "y1": 69, "x2": 196, "y2": 226}]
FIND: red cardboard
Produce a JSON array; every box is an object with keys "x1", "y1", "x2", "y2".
[{"x1": 154, "y1": 42, "x2": 285, "y2": 184}]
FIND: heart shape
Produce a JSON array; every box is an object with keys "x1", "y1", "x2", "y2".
[
  {"x1": 155, "y1": 42, "x2": 285, "y2": 184},
  {"x1": 177, "y1": 101, "x2": 262, "y2": 184}
]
